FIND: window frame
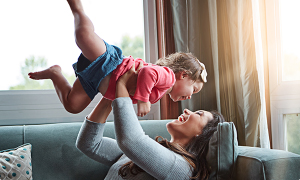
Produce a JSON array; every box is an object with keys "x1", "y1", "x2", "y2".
[
  {"x1": 0, "y1": 0, "x2": 160, "y2": 126},
  {"x1": 266, "y1": 0, "x2": 300, "y2": 150}
]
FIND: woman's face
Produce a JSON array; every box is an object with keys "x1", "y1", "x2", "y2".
[{"x1": 166, "y1": 109, "x2": 213, "y2": 145}]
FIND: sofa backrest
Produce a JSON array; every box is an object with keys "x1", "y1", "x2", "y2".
[{"x1": 0, "y1": 120, "x2": 172, "y2": 180}]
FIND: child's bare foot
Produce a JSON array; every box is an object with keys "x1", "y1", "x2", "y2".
[{"x1": 28, "y1": 65, "x2": 62, "y2": 80}]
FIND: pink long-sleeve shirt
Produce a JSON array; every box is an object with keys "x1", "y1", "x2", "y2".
[{"x1": 103, "y1": 56, "x2": 176, "y2": 104}]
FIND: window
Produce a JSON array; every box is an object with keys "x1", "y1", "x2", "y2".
[
  {"x1": 0, "y1": 0, "x2": 159, "y2": 125},
  {"x1": 1, "y1": 0, "x2": 145, "y2": 91},
  {"x1": 266, "y1": 0, "x2": 300, "y2": 152},
  {"x1": 280, "y1": 1, "x2": 300, "y2": 81}
]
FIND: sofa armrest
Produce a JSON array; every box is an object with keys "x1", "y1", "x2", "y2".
[
  {"x1": 207, "y1": 122, "x2": 239, "y2": 180},
  {"x1": 233, "y1": 146, "x2": 300, "y2": 180}
]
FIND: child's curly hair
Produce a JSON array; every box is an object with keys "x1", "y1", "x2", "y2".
[{"x1": 155, "y1": 52, "x2": 207, "y2": 83}]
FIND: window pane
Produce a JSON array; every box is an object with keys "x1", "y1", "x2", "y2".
[
  {"x1": 0, "y1": 0, "x2": 144, "y2": 90},
  {"x1": 280, "y1": 0, "x2": 300, "y2": 81},
  {"x1": 284, "y1": 113, "x2": 300, "y2": 155}
]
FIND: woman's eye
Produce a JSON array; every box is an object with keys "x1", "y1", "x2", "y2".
[{"x1": 196, "y1": 111, "x2": 204, "y2": 116}]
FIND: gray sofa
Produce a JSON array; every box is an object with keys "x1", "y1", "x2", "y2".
[{"x1": 0, "y1": 120, "x2": 300, "y2": 180}]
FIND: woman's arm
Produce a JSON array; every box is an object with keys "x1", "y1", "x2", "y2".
[
  {"x1": 87, "y1": 95, "x2": 112, "y2": 124},
  {"x1": 112, "y1": 98, "x2": 191, "y2": 179},
  {"x1": 75, "y1": 118, "x2": 123, "y2": 166},
  {"x1": 76, "y1": 98, "x2": 123, "y2": 166},
  {"x1": 76, "y1": 62, "x2": 143, "y2": 167},
  {"x1": 113, "y1": 64, "x2": 191, "y2": 179}
]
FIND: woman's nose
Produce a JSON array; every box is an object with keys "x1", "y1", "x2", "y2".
[{"x1": 184, "y1": 109, "x2": 191, "y2": 114}]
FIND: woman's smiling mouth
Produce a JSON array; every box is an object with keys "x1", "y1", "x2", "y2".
[{"x1": 178, "y1": 115, "x2": 187, "y2": 123}]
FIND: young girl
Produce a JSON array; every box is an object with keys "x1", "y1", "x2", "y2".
[{"x1": 28, "y1": 0, "x2": 207, "y2": 117}]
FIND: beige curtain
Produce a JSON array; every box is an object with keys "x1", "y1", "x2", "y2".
[
  {"x1": 156, "y1": 0, "x2": 182, "y2": 120},
  {"x1": 171, "y1": 0, "x2": 270, "y2": 148},
  {"x1": 171, "y1": 0, "x2": 218, "y2": 112}
]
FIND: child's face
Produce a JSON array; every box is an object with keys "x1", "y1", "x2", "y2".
[{"x1": 168, "y1": 73, "x2": 204, "y2": 102}]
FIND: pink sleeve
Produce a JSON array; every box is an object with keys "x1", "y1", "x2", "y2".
[
  {"x1": 133, "y1": 66, "x2": 175, "y2": 103},
  {"x1": 133, "y1": 67, "x2": 158, "y2": 102}
]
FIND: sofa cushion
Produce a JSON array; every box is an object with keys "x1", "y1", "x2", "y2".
[
  {"x1": 206, "y1": 122, "x2": 238, "y2": 180},
  {"x1": 24, "y1": 122, "x2": 111, "y2": 180},
  {"x1": 0, "y1": 143, "x2": 32, "y2": 180}
]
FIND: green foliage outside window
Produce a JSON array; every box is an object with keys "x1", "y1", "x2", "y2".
[
  {"x1": 285, "y1": 114, "x2": 300, "y2": 155},
  {"x1": 119, "y1": 35, "x2": 144, "y2": 59},
  {"x1": 9, "y1": 56, "x2": 75, "y2": 90}
]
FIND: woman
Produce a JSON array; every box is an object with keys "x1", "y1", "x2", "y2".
[{"x1": 76, "y1": 63, "x2": 225, "y2": 180}]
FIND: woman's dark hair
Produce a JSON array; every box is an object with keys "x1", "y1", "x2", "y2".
[{"x1": 118, "y1": 110, "x2": 226, "y2": 180}]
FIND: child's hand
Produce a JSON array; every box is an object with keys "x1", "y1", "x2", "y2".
[
  {"x1": 137, "y1": 100, "x2": 151, "y2": 117},
  {"x1": 117, "y1": 61, "x2": 144, "y2": 97}
]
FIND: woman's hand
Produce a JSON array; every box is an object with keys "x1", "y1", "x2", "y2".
[{"x1": 116, "y1": 62, "x2": 144, "y2": 98}]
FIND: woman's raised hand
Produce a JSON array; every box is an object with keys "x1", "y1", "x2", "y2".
[{"x1": 116, "y1": 61, "x2": 144, "y2": 98}]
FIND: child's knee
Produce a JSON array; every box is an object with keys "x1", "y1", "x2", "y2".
[
  {"x1": 64, "y1": 101, "x2": 85, "y2": 114},
  {"x1": 66, "y1": 106, "x2": 83, "y2": 114}
]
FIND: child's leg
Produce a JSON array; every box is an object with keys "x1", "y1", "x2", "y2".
[
  {"x1": 28, "y1": 65, "x2": 91, "y2": 114},
  {"x1": 28, "y1": 0, "x2": 108, "y2": 114},
  {"x1": 67, "y1": 0, "x2": 106, "y2": 61}
]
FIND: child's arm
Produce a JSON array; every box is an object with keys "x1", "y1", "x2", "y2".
[
  {"x1": 134, "y1": 66, "x2": 175, "y2": 117},
  {"x1": 133, "y1": 67, "x2": 158, "y2": 103},
  {"x1": 137, "y1": 100, "x2": 151, "y2": 117},
  {"x1": 134, "y1": 67, "x2": 156, "y2": 117}
]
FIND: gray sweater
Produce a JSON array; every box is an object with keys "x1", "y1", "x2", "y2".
[{"x1": 76, "y1": 97, "x2": 192, "y2": 180}]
